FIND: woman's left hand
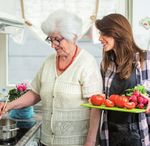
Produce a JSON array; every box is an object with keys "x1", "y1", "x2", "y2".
[
  {"x1": 146, "y1": 98, "x2": 150, "y2": 113},
  {"x1": 139, "y1": 93, "x2": 150, "y2": 114}
]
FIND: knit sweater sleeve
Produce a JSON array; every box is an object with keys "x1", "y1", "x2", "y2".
[
  {"x1": 31, "y1": 55, "x2": 52, "y2": 95},
  {"x1": 80, "y1": 56, "x2": 103, "y2": 98}
]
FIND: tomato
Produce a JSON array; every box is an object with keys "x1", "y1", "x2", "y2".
[
  {"x1": 90, "y1": 95, "x2": 105, "y2": 106},
  {"x1": 116, "y1": 96, "x2": 129, "y2": 108},
  {"x1": 109, "y1": 95, "x2": 128, "y2": 107},
  {"x1": 109, "y1": 95, "x2": 119, "y2": 103},
  {"x1": 124, "y1": 102, "x2": 136, "y2": 109},
  {"x1": 104, "y1": 99, "x2": 114, "y2": 107}
]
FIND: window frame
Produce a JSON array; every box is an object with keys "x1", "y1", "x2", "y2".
[
  {"x1": 0, "y1": 0, "x2": 129, "y2": 89},
  {"x1": 0, "y1": 33, "x2": 10, "y2": 88}
]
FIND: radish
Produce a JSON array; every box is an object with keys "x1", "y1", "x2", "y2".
[
  {"x1": 137, "y1": 103, "x2": 145, "y2": 109},
  {"x1": 128, "y1": 96, "x2": 132, "y2": 102},
  {"x1": 134, "y1": 102, "x2": 138, "y2": 106},
  {"x1": 137, "y1": 96, "x2": 144, "y2": 103},
  {"x1": 124, "y1": 85, "x2": 149, "y2": 109},
  {"x1": 130, "y1": 95, "x2": 137, "y2": 102},
  {"x1": 133, "y1": 90, "x2": 140, "y2": 97},
  {"x1": 142, "y1": 98, "x2": 148, "y2": 105}
]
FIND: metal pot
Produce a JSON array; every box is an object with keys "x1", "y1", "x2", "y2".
[{"x1": 0, "y1": 119, "x2": 19, "y2": 140}]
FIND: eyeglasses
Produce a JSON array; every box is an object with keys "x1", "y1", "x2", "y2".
[{"x1": 45, "y1": 36, "x2": 64, "y2": 46}]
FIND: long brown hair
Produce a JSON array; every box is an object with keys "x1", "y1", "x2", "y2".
[{"x1": 95, "y1": 13, "x2": 145, "y2": 79}]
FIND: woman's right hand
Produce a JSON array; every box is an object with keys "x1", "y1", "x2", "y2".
[
  {"x1": 84, "y1": 141, "x2": 96, "y2": 146},
  {"x1": 0, "y1": 102, "x2": 9, "y2": 118},
  {"x1": 0, "y1": 102, "x2": 5, "y2": 118}
]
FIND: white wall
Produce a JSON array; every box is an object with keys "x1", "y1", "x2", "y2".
[
  {"x1": 0, "y1": 0, "x2": 21, "y2": 18},
  {"x1": 132, "y1": 0, "x2": 150, "y2": 50}
]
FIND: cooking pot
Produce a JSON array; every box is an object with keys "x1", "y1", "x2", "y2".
[{"x1": 0, "y1": 119, "x2": 19, "y2": 140}]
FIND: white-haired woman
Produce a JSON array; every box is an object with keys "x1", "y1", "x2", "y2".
[{"x1": 0, "y1": 9, "x2": 102, "y2": 146}]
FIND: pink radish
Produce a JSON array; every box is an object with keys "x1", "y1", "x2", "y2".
[
  {"x1": 137, "y1": 103, "x2": 145, "y2": 109},
  {"x1": 133, "y1": 90, "x2": 140, "y2": 97},
  {"x1": 130, "y1": 95, "x2": 137, "y2": 102}
]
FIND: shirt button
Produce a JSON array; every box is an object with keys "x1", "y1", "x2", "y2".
[{"x1": 141, "y1": 139, "x2": 144, "y2": 143}]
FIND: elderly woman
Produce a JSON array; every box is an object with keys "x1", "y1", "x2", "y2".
[{"x1": 0, "y1": 9, "x2": 102, "y2": 146}]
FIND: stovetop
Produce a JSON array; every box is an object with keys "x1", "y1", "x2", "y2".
[{"x1": 0, "y1": 120, "x2": 36, "y2": 146}]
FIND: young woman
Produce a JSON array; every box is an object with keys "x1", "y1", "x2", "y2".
[{"x1": 85, "y1": 13, "x2": 150, "y2": 146}]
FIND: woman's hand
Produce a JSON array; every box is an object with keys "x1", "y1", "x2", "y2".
[
  {"x1": 146, "y1": 98, "x2": 150, "y2": 113},
  {"x1": 84, "y1": 108, "x2": 100, "y2": 146},
  {"x1": 0, "y1": 102, "x2": 6, "y2": 118},
  {"x1": 0, "y1": 102, "x2": 11, "y2": 119},
  {"x1": 140, "y1": 94, "x2": 150, "y2": 114},
  {"x1": 84, "y1": 140, "x2": 96, "y2": 146}
]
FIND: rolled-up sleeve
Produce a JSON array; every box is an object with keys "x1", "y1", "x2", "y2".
[{"x1": 81, "y1": 59, "x2": 103, "y2": 98}]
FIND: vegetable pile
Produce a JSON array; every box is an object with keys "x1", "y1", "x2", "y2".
[
  {"x1": 125, "y1": 85, "x2": 149, "y2": 109},
  {"x1": 89, "y1": 85, "x2": 149, "y2": 110}
]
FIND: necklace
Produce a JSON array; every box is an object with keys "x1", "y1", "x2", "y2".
[{"x1": 57, "y1": 46, "x2": 78, "y2": 72}]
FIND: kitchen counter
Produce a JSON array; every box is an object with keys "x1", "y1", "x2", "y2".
[
  {"x1": 15, "y1": 121, "x2": 42, "y2": 146},
  {"x1": 15, "y1": 112, "x2": 42, "y2": 146}
]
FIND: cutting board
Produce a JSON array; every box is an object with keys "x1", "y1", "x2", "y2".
[{"x1": 81, "y1": 103, "x2": 146, "y2": 113}]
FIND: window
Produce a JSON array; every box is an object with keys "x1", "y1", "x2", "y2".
[
  {"x1": 8, "y1": 27, "x2": 52, "y2": 85},
  {"x1": 0, "y1": 0, "x2": 126, "y2": 88}
]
